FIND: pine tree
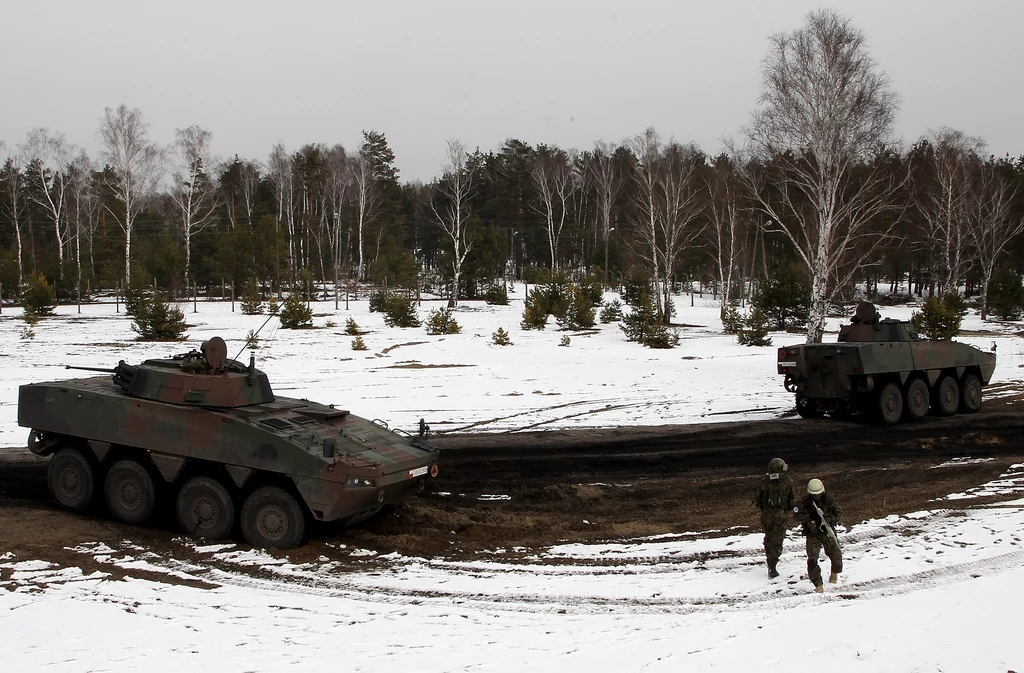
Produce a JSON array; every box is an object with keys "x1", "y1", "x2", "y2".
[
  {"x1": 279, "y1": 292, "x2": 313, "y2": 328},
  {"x1": 132, "y1": 294, "x2": 188, "y2": 340},
  {"x1": 240, "y1": 278, "x2": 264, "y2": 315}
]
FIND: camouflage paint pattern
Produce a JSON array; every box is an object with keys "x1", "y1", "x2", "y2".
[
  {"x1": 18, "y1": 338, "x2": 439, "y2": 525},
  {"x1": 777, "y1": 302, "x2": 996, "y2": 421}
]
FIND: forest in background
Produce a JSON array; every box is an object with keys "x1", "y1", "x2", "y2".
[{"x1": 2, "y1": 10, "x2": 1023, "y2": 343}]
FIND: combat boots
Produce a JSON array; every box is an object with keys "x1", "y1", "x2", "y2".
[
  {"x1": 813, "y1": 584, "x2": 824, "y2": 593},
  {"x1": 768, "y1": 561, "x2": 779, "y2": 579},
  {"x1": 829, "y1": 571, "x2": 839, "y2": 584}
]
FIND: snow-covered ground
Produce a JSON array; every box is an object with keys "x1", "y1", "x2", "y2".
[{"x1": 2, "y1": 290, "x2": 1023, "y2": 672}]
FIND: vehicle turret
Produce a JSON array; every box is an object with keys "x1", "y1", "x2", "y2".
[{"x1": 110, "y1": 336, "x2": 274, "y2": 407}]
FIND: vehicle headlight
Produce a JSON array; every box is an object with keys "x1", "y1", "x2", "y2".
[{"x1": 346, "y1": 477, "x2": 376, "y2": 488}]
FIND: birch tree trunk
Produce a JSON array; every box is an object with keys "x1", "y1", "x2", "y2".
[{"x1": 431, "y1": 139, "x2": 477, "y2": 306}]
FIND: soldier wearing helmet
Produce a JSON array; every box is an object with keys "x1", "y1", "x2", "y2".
[
  {"x1": 797, "y1": 478, "x2": 843, "y2": 592},
  {"x1": 753, "y1": 457, "x2": 794, "y2": 578}
]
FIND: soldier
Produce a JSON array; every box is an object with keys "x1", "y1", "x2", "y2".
[
  {"x1": 754, "y1": 457, "x2": 794, "y2": 578},
  {"x1": 798, "y1": 478, "x2": 843, "y2": 593}
]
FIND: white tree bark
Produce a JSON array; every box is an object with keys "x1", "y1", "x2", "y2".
[
  {"x1": 914, "y1": 128, "x2": 985, "y2": 295},
  {"x1": 22, "y1": 128, "x2": 76, "y2": 275},
  {"x1": 268, "y1": 143, "x2": 294, "y2": 288},
  {"x1": 352, "y1": 148, "x2": 379, "y2": 282},
  {"x1": 431, "y1": 139, "x2": 477, "y2": 306},
  {"x1": 0, "y1": 142, "x2": 27, "y2": 283},
  {"x1": 585, "y1": 141, "x2": 622, "y2": 288},
  {"x1": 98, "y1": 105, "x2": 163, "y2": 286},
  {"x1": 530, "y1": 145, "x2": 575, "y2": 271},
  {"x1": 705, "y1": 157, "x2": 748, "y2": 314},
  {"x1": 740, "y1": 9, "x2": 902, "y2": 343},
  {"x1": 965, "y1": 161, "x2": 1024, "y2": 320},
  {"x1": 169, "y1": 125, "x2": 219, "y2": 285}
]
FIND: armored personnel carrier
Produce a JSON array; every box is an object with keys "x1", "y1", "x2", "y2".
[
  {"x1": 777, "y1": 302, "x2": 996, "y2": 425},
  {"x1": 18, "y1": 337, "x2": 440, "y2": 549}
]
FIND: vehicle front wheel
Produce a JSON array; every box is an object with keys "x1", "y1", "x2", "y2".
[
  {"x1": 876, "y1": 382, "x2": 903, "y2": 426},
  {"x1": 934, "y1": 376, "x2": 959, "y2": 416},
  {"x1": 105, "y1": 459, "x2": 156, "y2": 524},
  {"x1": 796, "y1": 396, "x2": 822, "y2": 419},
  {"x1": 904, "y1": 379, "x2": 930, "y2": 422},
  {"x1": 960, "y1": 374, "x2": 982, "y2": 413},
  {"x1": 47, "y1": 448, "x2": 96, "y2": 512},
  {"x1": 177, "y1": 476, "x2": 236, "y2": 540},
  {"x1": 240, "y1": 486, "x2": 305, "y2": 549}
]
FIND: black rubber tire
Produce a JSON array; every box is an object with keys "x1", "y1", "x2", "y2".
[
  {"x1": 47, "y1": 448, "x2": 96, "y2": 512},
  {"x1": 796, "y1": 397, "x2": 821, "y2": 419},
  {"x1": 105, "y1": 459, "x2": 156, "y2": 524},
  {"x1": 240, "y1": 486, "x2": 305, "y2": 549},
  {"x1": 904, "y1": 378, "x2": 930, "y2": 422},
  {"x1": 177, "y1": 476, "x2": 236, "y2": 541},
  {"x1": 876, "y1": 382, "x2": 903, "y2": 426},
  {"x1": 960, "y1": 373, "x2": 982, "y2": 414},
  {"x1": 934, "y1": 375, "x2": 959, "y2": 416}
]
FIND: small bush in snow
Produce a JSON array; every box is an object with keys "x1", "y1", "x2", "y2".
[
  {"x1": 21, "y1": 273, "x2": 56, "y2": 317},
  {"x1": 484, "y1": 284, "x2": 509, "y2": 306},
  {"x1": 132, "y1": 294, "x2": 189, "y2": 341},
  {"x1": 383, "y1": 293, "x2": 421, "y2": 328},
  {"x1": 912, "y1": 294, "x2": 966, "y2": 340},
  {"x1": 599, "y1": 299, "x2": 623, "y2": 323},
  {"x1": 344, "y1": 317, "x2": 361, "y2": 335},
  {"x1": 492, "y1": 327, "x2": 512, "y2": 346},
  {"x1": 737, "y1": 307, "x2": 772, "y2": 347},
  {"x1": 351, "y1": 336, "x2": 368, "y2": 351},
  {"x1": 279, "y1": 292, "x2": 313, "y2": 329},
  {"x1": 426, "y1": 307, "x2": 461, "y2": 335},
  {"x1": 240, "y1": 278, "x2": 264, "y2": 315},
  {"x1": 559, "y1": 335, "x2": 571, "y2": 347}
]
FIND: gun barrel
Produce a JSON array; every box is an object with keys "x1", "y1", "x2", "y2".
[{"x1": 65, "y1": 365, "x2": 115, "y2": 374}]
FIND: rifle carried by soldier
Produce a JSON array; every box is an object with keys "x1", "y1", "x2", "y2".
[{"x1": 809, "y1": 498, "x2": 840, "y2": 549}]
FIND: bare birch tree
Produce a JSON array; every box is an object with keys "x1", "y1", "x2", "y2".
[
  {"x1": 169, "y1": 125, "x2": 219, "y2": 285},
  {"x1": 0, "y1": 142, "x2": 27, "y2": 283},
  {"x1": 268, "y1": 143, "x2": 295, "y2": 288},
  {"x1": 432, "y1": 139, "x2": 477, "y2": 306},
  {"x1": 585, "y1": 141, "x2": 622, "y2": 288},
  {"x1": 98, "y1": 104, "x2": 163, "y2": 285},
  {"x1": 67, "y1": 150, "x2": 96, "y2": 302},
  {"x1": 22, "y1": 128, "x2": 76, "y2": 275},
  {"x1": 741, "y1": 9, "x2": 902, "y2": 343},
  {"x1": 326, "y1": 145, "x2": 352, "y2": 286},
  {"x1": 966, "y1": 161, "x2": 1024, "y2": 320},
  {"x1": 705, "y1": 154, "x2": 749, "y2": 314},
  {"x1": 530, "y1": 145, "x2": 576, "y2": 271},
  {"x1": 914, "y1": 128, "x2": 985, "y2": 295},
  {"x1": 352, "y1": 147, "x2": 379, "y2": 282}
]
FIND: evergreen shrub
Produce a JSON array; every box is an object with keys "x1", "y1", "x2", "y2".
[
  {"x1": 426, "y1": 307, "x2": 461, "y2": 335},
  {"x1": 911, "y1": 294, "x2": 967, "y2": 340},
  {"x1": 279, "y1": 292, "x2": 313, "y2": 328}
]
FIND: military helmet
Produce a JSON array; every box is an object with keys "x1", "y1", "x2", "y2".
[
  {"x1": 807, "y1": 478, "x2": 825, "y2": 495},
  {"x1": 769, "y1": 457, "x2": 787, "y2": 473}
]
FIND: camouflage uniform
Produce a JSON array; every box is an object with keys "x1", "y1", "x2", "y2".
[
  {"x1": 754, "y1": 470, "x2": 794, "y2": 577},
  {"x1": 800, "y1": 492, "x2": 843, "y2": 588}
]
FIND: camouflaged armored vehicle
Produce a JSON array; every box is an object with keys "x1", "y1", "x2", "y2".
[
  {"x1": 777, "y1": 302, "x2": 996, "y2": 425},
  {"x1": 17, "y1": 337, "x2": 440, "y2": 549}
]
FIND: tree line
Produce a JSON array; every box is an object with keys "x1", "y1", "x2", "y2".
[{"x1": 2, "y1": 10, "x2": 1023, "y2": 343}]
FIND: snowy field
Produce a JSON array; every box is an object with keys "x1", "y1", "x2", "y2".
[{"x1": 2, "y1": 289, "x2": 1024, "y2": 672}]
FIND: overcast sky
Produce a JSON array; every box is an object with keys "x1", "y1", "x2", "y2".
[{"x1": 2, "y1": 0, "x2": 1021, "y2": 183}]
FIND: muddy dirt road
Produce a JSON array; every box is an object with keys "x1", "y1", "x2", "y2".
[{"x1": 2, "y1": 406, "x2": 1023, "y2": 578}]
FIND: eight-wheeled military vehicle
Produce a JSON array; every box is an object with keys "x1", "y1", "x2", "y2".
[
  {"x1": 18, "y1": 337, "x2": 440, "y2": 549},
  {"x1": 777, "y1": 302, "x2": 997, "y2": 425}
]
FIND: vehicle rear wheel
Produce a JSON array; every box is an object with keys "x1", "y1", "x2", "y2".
[
  {"x1": 960, "y1": 373, "x2": 982, "y2": 413},
  {"x1": 876, "y1": 382, "x2": 903, "y2": 426},
  {"x1": 241, "y1": 486, "x2": 305, "y2": 549},
  {"x1": 903, "y1": 379, "x2": 930, "y2": 422},
  {"x1": 795, "y1": 396, "x2": 822, "y2": 419},
  {"x1": 177, "y1": 476, "x2": 236, "y2": 540},
  {"x1": 47, "y1": 448, "x2": 96, "y2": 512},
  {"x1": 934, "y1": 375, "x2": 959, "y2": 416},
  {"x1": 105, "y1": 459, "x2": 156, "y2": 524}
]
